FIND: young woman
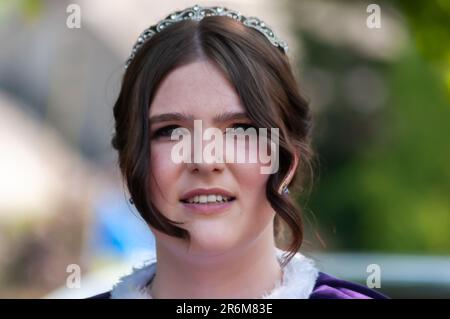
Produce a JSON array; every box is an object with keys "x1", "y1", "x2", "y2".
[{"x1": 90, "y1": 4, "x2": 388, "y2": 299}]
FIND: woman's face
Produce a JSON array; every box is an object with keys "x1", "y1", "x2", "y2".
[{"x1": 148, "y1": 59, "x2": 276, "y2": 258}]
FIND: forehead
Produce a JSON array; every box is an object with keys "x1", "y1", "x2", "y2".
[{"x1": 149, "y1": 60, "x2": 244, "y2": 116}]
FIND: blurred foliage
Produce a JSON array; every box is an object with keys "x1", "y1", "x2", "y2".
[
  {"x1": 393, "y1": 0, "x2": 450, "y2": 93},
  {"x1": 0, "y1": 0, "x2": 44, "y2": 22},
  {"x1": 294, "y1": 1, "x2": 450, "y2": 254},
  {"x1": 19, "y1": 0, "x2": 44, "y2": 21}
]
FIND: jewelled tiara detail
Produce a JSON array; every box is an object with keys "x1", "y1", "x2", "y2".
[{"x1": 125, "y1": 4, "x2": 289, "y2": 69}]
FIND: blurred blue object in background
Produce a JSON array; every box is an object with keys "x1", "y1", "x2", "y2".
[{"x1": 90, "y1": 189, "x2": 156, "y2": 258}]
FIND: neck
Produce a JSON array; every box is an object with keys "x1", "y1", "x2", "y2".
[{"x1": 150, "y1": 225, "x2": 282, "y2": 299}]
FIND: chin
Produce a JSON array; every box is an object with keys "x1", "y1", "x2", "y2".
[
  {"x1": 191, "y1": 237, "x2": 235, "y2": 251},
  {"x1": 187, "y1": 236, "x2": 239, "y2": 258}
]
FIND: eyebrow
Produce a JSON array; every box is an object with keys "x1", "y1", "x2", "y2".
[{"x1": 149, "y1": 111, "x2": 250, "y2": 125}]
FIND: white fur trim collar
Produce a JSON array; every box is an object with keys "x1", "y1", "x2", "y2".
[{"x1": 110, "y1": 248, "x2": 319, "y2": 299}]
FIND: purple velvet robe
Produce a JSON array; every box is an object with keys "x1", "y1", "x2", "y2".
[
  {"x1": 309, "y1": 272, "x2": 388, "y2": 299},
  {"x1": 87, "y1": 271, "x2": 389, "y2": 299}
]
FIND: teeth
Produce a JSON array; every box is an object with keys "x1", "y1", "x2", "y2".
[{"x1": 185, "y1": 194, "x2": 233, "y2": 204}]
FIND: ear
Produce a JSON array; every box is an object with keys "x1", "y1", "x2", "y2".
[{"x1": 278, "y1": 152, "x2": 299, "y2": 194}]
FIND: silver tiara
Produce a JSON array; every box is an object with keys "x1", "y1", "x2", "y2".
[{"x1": 125, "y1": 4, "x2": 288, "y2": 69}]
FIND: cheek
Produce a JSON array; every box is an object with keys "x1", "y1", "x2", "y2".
[
  {"x1": 228, "y1": 134, "x2": 278, "y2": 174},
  {"x1": 232, "y1": 161, "x2": 272, "y2": 217},
  {"x1": 230, "y1": 139, "x2": 272, "y2": 191},
  {"x1": 149, "y1": 143, "x2": 178, "y2": 209},
  {"x1": 150, "y1": 143, "x2": 174, "y2": 173},
  {"x1": 231, "y1": 163, "x2": 275, "y2": 242},
  {"x1": 234, "y1": 163, "x2": 269, "y2": 190}
]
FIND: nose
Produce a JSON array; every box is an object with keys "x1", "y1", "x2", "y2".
[
  {"x1": 185, "y1": 129, "x2": 226, "y2": 175},
  {"x1": 186, "y1": 159, "x2": 225, "y2": 175}
]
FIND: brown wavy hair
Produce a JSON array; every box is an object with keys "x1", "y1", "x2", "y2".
[{"x1": 111, "y1": 15, "x2": 313, "y2": 267}]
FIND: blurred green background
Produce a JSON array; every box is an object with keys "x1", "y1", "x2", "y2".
[{"x1": 295, "y1": 0, "x2": 450, "y2": 254}]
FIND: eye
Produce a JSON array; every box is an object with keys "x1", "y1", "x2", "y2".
[
  {"x1": 152, "y1": 125, "x2": 183, "y2": 138},
  {"x1": 231, "y1": 123, "x2": 256, "y2": 130},
  {"x1": 227, "y1": 123, "x2": 258, "y2": 134}
]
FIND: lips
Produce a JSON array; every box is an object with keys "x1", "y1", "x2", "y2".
[
  {"x1": 180, "y1": 199, "x2": 235, "y2": 215},
  {"x1": 180, "y1": 188, "x2": 236, "y2": 203}
]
